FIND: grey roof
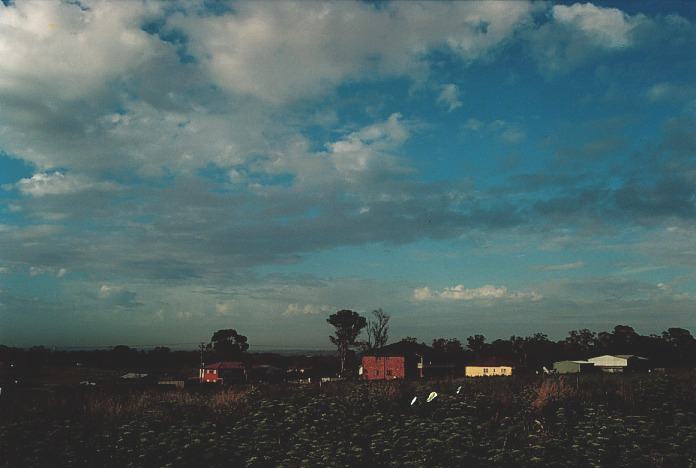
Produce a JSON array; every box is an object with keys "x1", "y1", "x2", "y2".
[
  {"x1": 120, "y1": 372, "x2": 148, "y2": 379},
  {"x1": 615, "y1": 354, "x2": 648, "y2": 360}
]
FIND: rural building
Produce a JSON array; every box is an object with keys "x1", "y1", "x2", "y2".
[
  {"x1": 587, "y1": 355, "x2": 649, "y2": 373},
  {"x1": 361, "y1": 356, "x2": 406, "y2": 380},
  {"x1": 465, "y1": 359, "x2": 513, "y2": 377},
  {"x1": 199, "y1": 361, "x2": 247, "y2": 383},
  {"x1": 120, "y1": 372, "x2": 148, "y2": 380},
  {"x1": 157, "y1": 378, "x2": 185, "y2": 389},
  {"x1": 553, "y1": 360, "x2": 596, "y2": 374},
  {"x1": 361, "y1": 341, "x2": 436, "y2": 380}
]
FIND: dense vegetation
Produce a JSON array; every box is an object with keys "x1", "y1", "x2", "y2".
[
  {"x1": 4, "y1": 324, "x2": 696, "y2": 376},
  {"x1": 3, "y1": 373, "x2": 696, "y2": 467}
]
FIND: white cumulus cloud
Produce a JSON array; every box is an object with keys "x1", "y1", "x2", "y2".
[
  {"x1": 413, "y1": 284, "x2": 542, "y2": 302},
  {"x1": 437, "y1": 84, "x2": 462, "y2": 112},
  {"x1": 0, "y1": 0, "x2": 165, "y2": 101},
  {"x1": 527, "y1": 2, "x2": 648, "y2": 74},
  {"x1": 10, "y1": 172, "x2": 119, "y2": 197},
  {"x1": 283, "y1": 303, "x2": 333, "y2": 317},
  {"x1": 215, "y1": 302, "x2": 236, "y2": 316},
  {"x1": 28, "y1": 265, "x2": 67, "y2": 277},
  {"x1": 98, "y1": 284, "x2": 140, "y2": 308},
  {"x1": 171, "y1": 1, "x2": 535, "y2": 103},
  {"x1": 552, "y1": 3, "x2": 640, "y2": 49}
]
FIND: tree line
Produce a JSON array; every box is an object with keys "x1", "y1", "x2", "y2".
[
  {"x1": 3, "y1": 313, "x2": 696, "y2": 376},
  {"x1": 324, "y1": 309, "x2": 696, "y2": 375}
]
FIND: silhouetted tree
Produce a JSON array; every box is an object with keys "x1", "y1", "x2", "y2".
[
  {"x1": 612, "y1": 325, "x2": 640, "y2": 353},
  {"x1": 327, "y1": 309, "x2": 367, "y2": 376},
  {"x1": 489, "y1": 339, "x2": 514, "y2": 361},
  {"x1": 564, "y1": 329, "x2": 598, "y2": 358},
  {"x1": 432, "y1": 338, "x2": 464, "y2": 355},
  {"x1": 363, "y1": 308, "x2": 390, "y2": 352},
  {"x1": 148, "y1": 346, "x2": 172, "y2": 369},
  {"x1": 206, "y1": 329, "x2": 249, "y2": 362},
  {"x1": 522, "y1": 333, "x2": 554, "y2": 369},
  {"x1": 662, "y1": 327, "x2": 696, "y2": 365},
  {"x1": 467, "y1": 335, "x2": 487, "y2": 358},
  {"x1": 110, "y1": 345, "x2": 139, "y2": 368},
  {"x1": 26, "y1": 346, "x2": 50, "y2": 370}
]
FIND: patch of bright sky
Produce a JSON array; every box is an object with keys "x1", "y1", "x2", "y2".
[
  {"x1": 255, "y1": 237, "x2": 589, "y2": 289},
  {"x1": 254, "y1": 220, "x2": 690, "y2": 295},
  {"x1": 1, "y1": 268, "x2": 64, "y2": 300},
  {"x1": 0, "y1": 152, "x2": 33, "y2": 188}
]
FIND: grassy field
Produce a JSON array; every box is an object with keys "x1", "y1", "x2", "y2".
[{"x1": 2, "y1": 373, "x2": 696, "y2": 467}]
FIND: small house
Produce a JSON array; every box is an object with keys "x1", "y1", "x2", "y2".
[
  {"x1": 587, "y1": 355, "x2": 649, "y2": 373},
  {"x1": 553, "y1": 360, "x2": 596, "y2": 374},
  {"x1": 199, "y1": 361, "x2": 247, "y2": 384},
  {"x1": 465, "y1": 359, "x2": 513, "y2": 377}
]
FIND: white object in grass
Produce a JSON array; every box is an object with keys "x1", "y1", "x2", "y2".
[
  {"x1": 427, "y1": 392, "x2": 437, "y2": 402},
  {"x1": 456, "y1": 386, "x2": 462, "y2": 394},
  {"x1": 410, "y1": 396, "x2": 417, "y2": 406}
]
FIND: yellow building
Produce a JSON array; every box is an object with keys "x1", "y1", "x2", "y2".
[{"x1": 465, "y1": 364, "x2": 513, "y2": 377}]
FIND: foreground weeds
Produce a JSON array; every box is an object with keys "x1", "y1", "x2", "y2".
[{"x1": 2, "y1": 374, "x2": 696, "y2": 467}]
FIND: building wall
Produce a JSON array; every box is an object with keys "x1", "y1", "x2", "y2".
[
  {"x1": 200, "y1": 368, "x2": 219, "y2": 383},
  {"x1": 554, "y1": 361, "x2": 598, "y2": 374},
  {"x1": 588, "y1": 355, "x2": 629, "y2": 368},
  {"x1": 553, "y1": 361, "x2": 580, "y2": 374},
  {"x1": 362, "y1": 356, "x2": 405, "y2": 380},
  {"x1": 220, "y1": 368, "x2": 247, "y2": 383},
  {"x1": 158, "y1": 380, "x2": 185, "y2": 388},
  {"x1": 465, "y1": 366, "x2": 513, "y2": 377}
]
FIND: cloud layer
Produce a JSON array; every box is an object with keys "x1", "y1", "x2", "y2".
[{"x1": 0, "y1": 1, "x2": 695, "y2": 346}]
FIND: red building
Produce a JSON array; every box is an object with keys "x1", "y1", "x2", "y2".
[
  {"x1": 199, "y1": 361, "x2": 246, "y2": 383},
  {"x1": 361, "y1": 341, "x2": 436, "y2": 380},
  {"x1": 361, "y1": 356, "x2": 405, "y2": 380}
]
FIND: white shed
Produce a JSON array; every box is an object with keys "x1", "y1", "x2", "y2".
[{"x1": 587, "y1": 354, "x2": 648, "y2": 373}]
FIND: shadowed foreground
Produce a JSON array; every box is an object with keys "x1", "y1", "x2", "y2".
[{"x1": 2, "y1": 374, "x2": 696, "y2": 467}]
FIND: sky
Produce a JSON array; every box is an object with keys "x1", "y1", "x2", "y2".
[{"x1": 0, "y1": 0, "x2": 695, "y2": 349}]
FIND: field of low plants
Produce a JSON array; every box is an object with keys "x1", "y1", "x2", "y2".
[{"x1": 2, "y1": 373, "x2": 696, "y2": 467}]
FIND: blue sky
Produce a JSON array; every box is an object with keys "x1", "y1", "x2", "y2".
[{"x1": 1, "y1": 0, "x2": 695, "y2": 348}]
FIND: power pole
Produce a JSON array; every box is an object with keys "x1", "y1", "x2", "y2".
[{"x1": 198, "y1": 342, "x2": 207, "y2": 383}]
